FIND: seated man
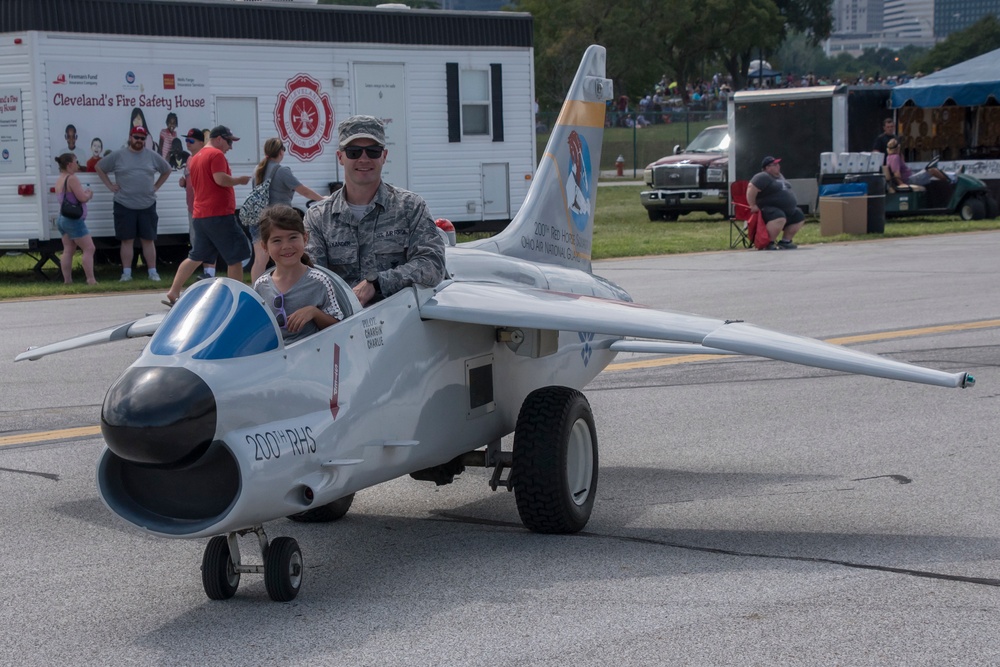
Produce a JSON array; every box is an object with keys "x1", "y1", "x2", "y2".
[
  {"x1": 885, "y1": 139, "x2": 953, "y2": 190},
  {"x1": 746, "y1": 156, "x2": 804, "y2": 250}
]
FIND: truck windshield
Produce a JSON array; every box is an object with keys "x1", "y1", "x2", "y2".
[{"x1": 686, "y1": 127, "x2": 730, "y2": 153}]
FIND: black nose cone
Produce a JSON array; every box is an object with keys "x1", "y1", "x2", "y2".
[{"x1": 102, "y1": 366, "x2": 218, "y2": 467}]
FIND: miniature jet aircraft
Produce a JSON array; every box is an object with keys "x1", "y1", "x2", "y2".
[{"x1": 17, "y1": 46, "x2": 973, "y2": 603}]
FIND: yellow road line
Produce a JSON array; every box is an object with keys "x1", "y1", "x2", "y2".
[
  {"x1": 0, "y1": 425, "x2": 101, "y2": 447},
  {"x1": 605, "y1": 319, "x2": 1000, "y2": 372}
]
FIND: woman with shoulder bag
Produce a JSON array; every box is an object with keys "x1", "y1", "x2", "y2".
[
  {"x1": 248, "y1": 138, "x2": 325, "y2": 282},
  {"x1": 55, "y1": 153, "x2": 97, "y2": 284}
]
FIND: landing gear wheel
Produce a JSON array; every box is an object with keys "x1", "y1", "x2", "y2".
[
  {"x1": 960, "y1": 196, "x2": 986, "y2": 221},
  {"x1": 287, "y1": 493, "x2": 355, "y2": 523},
  {"x1": 511, "y1": 386, "x2": 598, "y2": 534},
  {"x1": 264, "y1": 536, "x2": 303, "y2": 602},
  {"x1": 202, "y1": 535, "x2": 240, "y2": 600}
]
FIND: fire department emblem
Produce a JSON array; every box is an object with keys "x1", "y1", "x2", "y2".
[{"x1": 274, "y1": 74, "x2": 334, "y2": 162}]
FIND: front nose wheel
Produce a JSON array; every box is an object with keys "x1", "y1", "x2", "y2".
[{"x1": 265, "y1": 537, "x2": 303, "y2": 602}]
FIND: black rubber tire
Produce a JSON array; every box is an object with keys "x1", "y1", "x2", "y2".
[
  {"x1": 959, "y1": 196, "x2": 986, "y2": 221},
  {"x1": 985, "y1": 196, "x2": 999, "y2": 220},
  {"x1": 646, "y1": 209, "x2": 660, "y2": 222},
  {"x1": 201, "y1": 535, "x2": 240, "y2": 600},
  {"x1": 264, "y1": 536, "x2": 303, "y2": 602},
  {"x1": 511, "y1": 387, "x2": 598, "y2": 534},
  {"x1": 287, "y1": 493, "x2": 355, "y2": 523}
]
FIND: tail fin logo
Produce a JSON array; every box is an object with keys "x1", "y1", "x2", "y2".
[{"x1": 566, "y1": 130, "x2": 592, "y2": 232}]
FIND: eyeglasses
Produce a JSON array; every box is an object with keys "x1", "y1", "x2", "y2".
[
  {"x1": 273, "y1": 293, "x2": 287, "y2": 329},
  {"x1": 342, "y1": 145, "x2": 384, "y2": 160}
]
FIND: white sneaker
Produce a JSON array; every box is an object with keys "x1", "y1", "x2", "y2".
[
  {"x1": 148, "y1": 269, "x2": 161, "y2": 282},
  {"x1": 120, "y1": 273, "x2": 132, "y2": 282}
]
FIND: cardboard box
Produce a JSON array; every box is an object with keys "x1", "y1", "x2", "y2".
[{"x1": 819, "y1": 196, "x2": 868, "y2": 236}]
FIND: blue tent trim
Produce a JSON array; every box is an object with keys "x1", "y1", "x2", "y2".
[{"x1": 891, "y1": 47, "x2": 1000, "y2": 108}]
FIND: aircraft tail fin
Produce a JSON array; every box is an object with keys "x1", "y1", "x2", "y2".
[{"x1": 466, "y1": 45, "x2": 612, "y2": 273}]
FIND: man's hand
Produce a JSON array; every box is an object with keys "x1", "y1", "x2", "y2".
[{"x1": 353, "y1": 279, "x2": 376, "y2": 307}]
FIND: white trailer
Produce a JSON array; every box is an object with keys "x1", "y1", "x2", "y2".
[{"x1": 0, "y1": 0, "x2": 535, "y2": 270}]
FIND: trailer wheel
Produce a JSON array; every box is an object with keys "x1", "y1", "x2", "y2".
[
  {"x1": 959, "y1": 196, "x2": 986, "y2": 221},
  {"x1": 985, "y1": 196, "x2": 999, "y2": 220},
  {"x1": 287, "y1": 494, "x2": 355, "y2": 523},
  {"x1": 511, "y1": 387, "x2": 598, "y2": 534}
]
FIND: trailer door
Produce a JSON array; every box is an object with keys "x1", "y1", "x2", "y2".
[
  {"x1": 481, "y1": 162, "x2": 509, "y2": 220},
  {"x1": 353, "y1": 63, "x2": 407, "y2": 190}
]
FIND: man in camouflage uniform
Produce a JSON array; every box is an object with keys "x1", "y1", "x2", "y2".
[{"x1": 304, "y1": 115, "x2": 445, "y2": 307}]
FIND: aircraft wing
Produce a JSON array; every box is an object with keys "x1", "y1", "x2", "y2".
[
  {"x1": 419, "y1": 282, "x2": 973, "y2": 389},
  {"x1": 14, "y1": 313, "x2": 165, "y2": 362}
]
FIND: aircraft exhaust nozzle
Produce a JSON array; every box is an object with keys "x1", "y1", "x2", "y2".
[{"x1": 101, "y1": 366, "x2": 218, "y2": 467}]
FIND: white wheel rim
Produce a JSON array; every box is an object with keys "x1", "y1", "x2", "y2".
[
  {"x1": 287, "y1": 550, "x2": 303, "y2": 590},
  {"x1": 566, "y1": 418, "x2": 594, "y2": 506}
]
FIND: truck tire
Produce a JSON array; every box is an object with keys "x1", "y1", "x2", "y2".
[{"x1": 959, "y1": 196, "x2": 986, "y2": 221}]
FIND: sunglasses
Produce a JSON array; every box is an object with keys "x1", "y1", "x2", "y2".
[
  {"x1": 273, "y1": 293, "x2": 287, "y2": 329},
  {"x1": 131, "y1": 135, "x2": 145, "y2": 141},
  {"x1": 342, "y1": 145, "x2": 384, "y2": 160}
]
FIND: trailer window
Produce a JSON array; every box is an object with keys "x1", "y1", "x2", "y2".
[{"x1": 461, "y1": 69, "x2": 491, "y2": 136}]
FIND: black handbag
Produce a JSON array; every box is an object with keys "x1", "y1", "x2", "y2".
[{"x1": 60, "y1": 177, "x2": 84, "y2": 220}]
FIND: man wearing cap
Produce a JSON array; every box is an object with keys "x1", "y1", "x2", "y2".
[
  {"x1": 164, "y1": 125, "x2": 251, "y2": 305},
  {"x1": 304, "y1": 115, "x2": 445, "y2": 306},
  {"x1": 95, "y1": 126, "x2": 172, "y2": 281},
  {"x1": 177, "y1": 128, "x2": 217, "y2": 279},
  {"x1": 746, "y1": 156, "x2": 804, "y2": 250}
]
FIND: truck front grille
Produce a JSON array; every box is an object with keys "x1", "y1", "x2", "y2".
[{"x1": 650, "y1": 164, "x2": 701, "y2": 189}]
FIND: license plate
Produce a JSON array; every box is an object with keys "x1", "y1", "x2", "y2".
[{"x1": 662, "y1": 196, "x2": 679, "y2": 206}]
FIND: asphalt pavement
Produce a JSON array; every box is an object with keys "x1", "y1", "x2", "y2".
[{"x1": 2, "y1": 232, "x2": 999, "y2": 666}]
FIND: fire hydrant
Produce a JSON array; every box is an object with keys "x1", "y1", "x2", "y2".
[{"x1": 616, "y1": 154, "x2": 625, "y2": 177}]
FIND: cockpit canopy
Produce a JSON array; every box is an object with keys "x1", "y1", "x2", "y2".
[{"x1": 150, "y1": 280, "x2": 281, "y2": 359}]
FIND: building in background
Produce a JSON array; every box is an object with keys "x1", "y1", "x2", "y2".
[
  {"x1": 934, "y1": 0, "x2": 1000, "y2": 36},
  {"x1": 827, "y1": 0, "x2": 999, "y2": 54}
]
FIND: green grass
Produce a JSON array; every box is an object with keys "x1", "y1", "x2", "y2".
[
  {"x1": 3, "y1": 185, "x2": 999, "y2": 300},
  {"x1": 586, "y1": 185, "x2": 1000, "y2": 259}
]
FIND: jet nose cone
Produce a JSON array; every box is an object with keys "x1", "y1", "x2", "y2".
[{"x1": 102, "y1": 366, "x2": 217, "y2": 466}]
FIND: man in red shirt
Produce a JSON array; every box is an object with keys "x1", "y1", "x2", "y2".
[{"x1": 165, "y1": 125, "x2": 251, "y2": 305}]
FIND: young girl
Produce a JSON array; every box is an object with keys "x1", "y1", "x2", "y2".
[
  {"x1": 248, "y1": 137, "x2": 325, "y2": 282},
  {"x1": 253, "y1": 204, "x2": 343, "y2": 342}
]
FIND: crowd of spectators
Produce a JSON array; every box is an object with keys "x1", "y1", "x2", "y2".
[{"x1": 604, "y1": 69, "x2": 920, "y2": 129}]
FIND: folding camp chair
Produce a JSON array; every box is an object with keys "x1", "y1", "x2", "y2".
[{"x1": 729, "y1": 180, "x2": 751, "y2": 249}]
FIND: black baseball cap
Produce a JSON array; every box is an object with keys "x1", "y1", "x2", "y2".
[{"x1": 209, "y1": 125, "x2": 240, "y2": 142}]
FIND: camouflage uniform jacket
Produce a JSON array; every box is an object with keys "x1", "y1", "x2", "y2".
[{"x1": 304, "y1": 181, "x2": 446, "y2": 297}]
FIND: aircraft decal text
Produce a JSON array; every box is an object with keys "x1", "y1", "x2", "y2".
[
  {"x1": 247, "y1": 426, "x2": 317, "y2": 462},
  {"x1": 363, "y1": 316, "x2": 384, "y2": 349},
  {"x1": 519, "y1": 221, "x2": 584, "y2": 264}
]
